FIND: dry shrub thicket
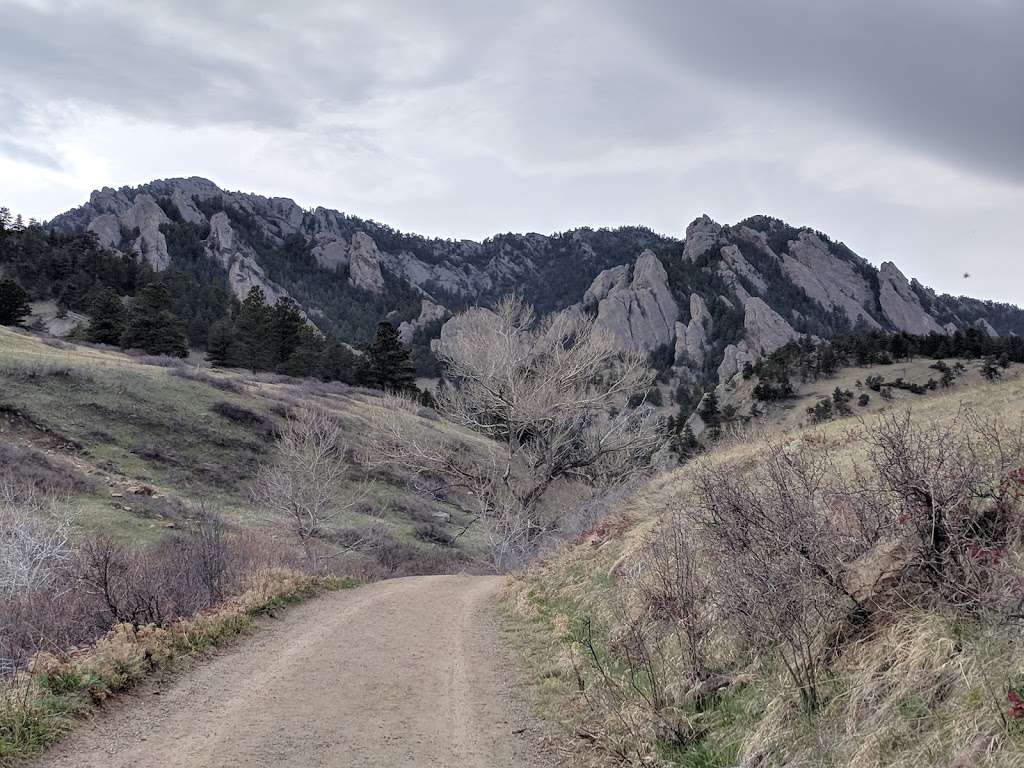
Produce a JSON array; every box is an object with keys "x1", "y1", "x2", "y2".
[
  {"x1": 0, "y1": 486, "x2": 315, "y2": 678},
  {"x1": 0, "y1": 465, "x2": 346, "y2": 760},
  {"x1": 539, "y1": 408, "x2": 1024, "y2": 765},
  {"x1": 368, "y1": 295, "x2": 661, "y2": 570}
]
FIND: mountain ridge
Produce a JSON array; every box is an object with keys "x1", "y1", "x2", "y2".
[{"x1": 38, "y1": 176, "x2": 1024, "y2": 409}]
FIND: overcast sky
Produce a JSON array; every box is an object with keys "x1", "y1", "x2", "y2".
[{"x1": 1, "y1": 0, "x2": 1022, "y2": 304}]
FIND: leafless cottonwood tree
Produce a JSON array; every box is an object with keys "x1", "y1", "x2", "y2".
[
  {"x1": 369, "y1": 295, "x2": 662, "y2": 569},
  {"x1": 0, "y1": 478, "x2": 73, "y2": 598},
  {"x1": 252, "y1": 408, "x2": 366, "y2": 567}
]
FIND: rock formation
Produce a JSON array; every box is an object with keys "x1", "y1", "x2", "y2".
[
  {"x1": 878, "y1": 262, "x2": 944, "y2": 335},
  {"x1": 347, "y1": 232, "x2": 386, "y2": 293},
  {"x1": 45, "y1": 179, "x2": 1023, "y2": 424},
  {"x1": 399, "y1": 299, "x2": 450, "y2": 344},
  {"x1": 584, "y1": 251, "x2": 678, "y2": 354}
]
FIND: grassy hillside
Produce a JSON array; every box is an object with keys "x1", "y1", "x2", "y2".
[
  {"x1": 720, "y1": 356, "x2": 1008, "y2": 435},
  {"x1": 510, "y1": 365, "x2": 1024, "y2": 767},
  {"x1": 0, "y1": 326, "x2": 485, "y2": 568}
]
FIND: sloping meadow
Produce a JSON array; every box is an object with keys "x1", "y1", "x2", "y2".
[{"x1": 511, "y1": 375, "x2": 1024, "y2": 767}]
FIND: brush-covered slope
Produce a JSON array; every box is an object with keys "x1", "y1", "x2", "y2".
[
  {"x1": 510, "y1": 364, "x2": 1024, "y2": 767},
  {"x1": 0, "y1": 327, "x2": 485, "y2": 574}
]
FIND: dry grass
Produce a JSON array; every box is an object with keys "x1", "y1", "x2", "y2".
[
  {"x1": 0, "y1": 327, "x2": 487, "y2": 560},
  {"x1": 509, "y1": 371, "x2": 1024, "y2": 767}
]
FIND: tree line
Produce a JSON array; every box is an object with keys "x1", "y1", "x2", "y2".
[
  {"x1": 747, "y1": 326, "x2": 1023, "y2": 403},
  {"x1": 0, "y1": 208, "x2": 419, "y2": 394}
]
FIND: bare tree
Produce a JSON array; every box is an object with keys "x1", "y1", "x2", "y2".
[
  {"x1": 0, "y1": 478, "x2": 73, "y2": 598},
  {"x1": 252, "y1": 408, "x2": 366, "y2": 567},
  {"x1": 369, "y1": 295, "x2": 661, "y2": 569},
  {"x1": 0, "y1": 478, "x2": 75, "y2": 675}
]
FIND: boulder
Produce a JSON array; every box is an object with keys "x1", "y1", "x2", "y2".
[
  {"x1": 975, "y1": 318, "x2": 999, "y2": 337},
  {"x1": 170, "y1": 188, "x2": 207, "y2": 225},
  {"x1": 86, "y1": 214, "x2": 121, "y2": 249},
  {"x1": 583, "y1": 264, "x2": 630, "y2": 305},
  {"x1": 742, "y1": 297, "x2": 800, "y2": 356},
  {"x1": 206, "y1": 212, "x2": 290, "y2": 304},
  {"x1": 717, "y1": 341, "x2": 756, "y2": 383},
  {"x1": 719, "y1": 245, "x2": 767, "y2": 295},
  {"x1": 311, "y1": 235, "x2": 350, "y2": 270}
]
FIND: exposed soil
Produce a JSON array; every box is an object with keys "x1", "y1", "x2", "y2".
[{"x1": 31, "y1": 576, "x2": 553, "y2": 767}]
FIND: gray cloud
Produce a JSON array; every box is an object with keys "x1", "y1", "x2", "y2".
[
  {"x1": 0, "y1": 138, "x2": 61, "y2": 170},
  {"x1": 0, "y1": 0, "x2": 1021, "y2": 304},
  {"x1": 605, "y1": 0, "x2": 1024, "y2": 184}
]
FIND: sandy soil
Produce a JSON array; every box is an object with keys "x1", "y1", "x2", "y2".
[{"x1": 30, "y1": 575, "x2": 552, "y2": 768}]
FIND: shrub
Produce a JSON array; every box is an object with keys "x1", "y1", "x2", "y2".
[
  {"x1": 560, "y1": 405, "x2": 1024, "y2": 757},
  {"x1": 168, "y1": 367, "x2": 244, "y2": 394},
  {"x1": 414, "y1": 522, "x2": 455, "y2": 547},
  {"x1": 0, "y1": 362, "x2": 93, "y2": 384},
  {"x1": 125, "y1": 352, "x2": 187, "y2": 368},
  {"x1": 210, "y1": 401, "x2": 272, "y2": 432}
]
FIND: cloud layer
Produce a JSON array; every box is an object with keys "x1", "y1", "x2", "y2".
[{"x1": 1, "y1": 0, "x2": 1021, "y2": 303}]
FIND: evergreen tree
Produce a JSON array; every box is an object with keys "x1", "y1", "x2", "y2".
[
  {"x1": 277, "y1": 327, "x2": 324, "y2": 378},
  {"x1": 85, "y1": 287, "x2": 127, "y2": 344},
  {"x1": 670, "y1": 423, "x2": 701, "y2": 462},
  {"x1": 270, "y1": 296, "x2": 306, "y2": 366},
  {"x1": 981, "y1": 356, "x2": 1002, "y2": 381},
  {"x1": 365, "y1": 321, "x2": 416, "y2": 391},
  {"x1": 319, "y1": 341, "x2": 358, "y2": 384},
  {"x1": 697, "y1": 391, "x2": 721, "y2": 428},
  {"x1": 231, "y1": 287, "x2": 273, "y2": 369},
  {"x1": 0, "y1": 279, "x2": 31, "y2": 326},
  {"x1": 120, "y1": 282, "x2": 188, "y2": 357},
  {"x1": 206, "y1": 318, "x2": 235, "y2": 366}
]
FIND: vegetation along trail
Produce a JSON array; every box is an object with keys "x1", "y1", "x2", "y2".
[{"x1": 30, "y1": 576, "x2": 549, "y2": 768}]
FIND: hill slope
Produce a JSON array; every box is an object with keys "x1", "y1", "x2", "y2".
[
  {"x1": 509, "y1": 367, "x2": 1024, "y2": 766},
  {"x1": 0, "y1": 326, "x2": 484, "y2": 574}
]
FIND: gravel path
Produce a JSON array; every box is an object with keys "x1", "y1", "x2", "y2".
[{"x1": 31, "y1": 575, "x2": 551, "y2": 767}]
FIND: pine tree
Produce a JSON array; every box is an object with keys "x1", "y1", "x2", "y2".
[
  {"x1": 270, "y1": 297, "x2": 305, "y2": 367},
  {"x1": 670, "y1": 423, "x2": 700, "y2": 462},
  {"x1": 231, "y1": 287, "x2": 273, "y2": 370},
  {"x1": 85, "y1": 288, "x2": 127, "y2": 344},
  {"x1": 120, "y1": 282, "x2": 188, "y2": 357},
  {"x1": 697, "y1": 390, "x2": 721, "y2": 428},
  {"x1": 277, "y1": 327, "x2": 324, "y2": 378},
  {"x1": 981, "y1": 356, "x2": 1002, "y2": 381},
  {"x1": 365, "y1": 321, "x2": 416, "y2": 391},
  {"x1": 206, "y1": 318, "x2": 235, "y2": 366},
  {"x1": 319, "y1": 341, "x2": 358, "y2": 384},
  {"x1": 0, "y1": 279, "x2": 31, "y2": 326}
]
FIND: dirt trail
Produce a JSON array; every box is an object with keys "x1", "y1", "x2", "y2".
[{"x1": 32, "y1": 576, "x2": 552, "y2": 768}]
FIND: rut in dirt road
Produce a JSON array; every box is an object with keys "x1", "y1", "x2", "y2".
[{"x1": 31, "y1": 575, "x2": 552, "y2": 768}]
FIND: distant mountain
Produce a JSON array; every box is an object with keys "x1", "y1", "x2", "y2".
[{"x1": 44, "y1": 177, "x2": 1024, "y2": 389}]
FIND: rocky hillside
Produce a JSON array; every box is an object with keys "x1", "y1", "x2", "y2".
[
  {"x1": 48, "y1": 177, "x2": 668, "y2": 347},
  {"x1": 46, "y1": 177, "x2": 1024, "y2": 398}
]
